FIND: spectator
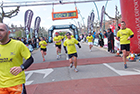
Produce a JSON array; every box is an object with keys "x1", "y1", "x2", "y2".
[
  {"x1": 107, "y1": 28, "x2": 114, "y2": 53},
  {"x1": 98, "y1": 31, "x2": 104, "y2": 47}
]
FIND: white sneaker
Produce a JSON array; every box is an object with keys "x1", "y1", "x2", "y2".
[
  {"x1": 59, "y1": 54, "x2": 61, "y2": 58},
  {"x1": 74, "y1": 68, "x2": 78, "y2": 73},
  {"x1": 90, "y1": 49, "x2": 92, "y2": 52},
  {"x1": 57, "y1": 55, "x2": 59, "y2": 60}
]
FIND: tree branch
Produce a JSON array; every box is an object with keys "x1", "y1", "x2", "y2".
[
  {"x1": 104, "y1": 11, "x2": 115, "y2": 20},
  {"x1": 4, "y1": 6, "x2": 20, "y2": 18}
]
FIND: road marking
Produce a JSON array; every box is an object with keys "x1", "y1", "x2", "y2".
[
  {"x1": 103, "y1": 63, "x2": 140, "y2": 76},
  {"x1": 25, "y1": 68, "x2": 53, "y2": 85}
]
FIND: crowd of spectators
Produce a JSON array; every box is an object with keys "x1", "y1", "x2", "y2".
[
  {"x1": 79, "y1": 27, "x2": 120, "y2": 53},
  {"x1": 10, "y1": 36, "x2": 48, "y2": 52}
]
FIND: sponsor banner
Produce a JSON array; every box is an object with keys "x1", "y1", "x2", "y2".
[
  {"x1": 34, "y1": 16, "x2": 41, "y2": 38},
  {"x1": 90, "y1": 12, "x2": 95, "y2": 31},
  {"x1": 87, "y1": 16, "x2": 90, "y2": 33},
  {"x1": 100, "y1": 6, "x2": 105, "y2": 30},
  {"x1": 78, "y1": 21, "x2": 82, "y2": 33},
  {"x1": 24, "y1": 9, "x2": 33, "y2": 43},
  {"x1": 24, "y1": 9, "x2": 33, "y2": 35}
]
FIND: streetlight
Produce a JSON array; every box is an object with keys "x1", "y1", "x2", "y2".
[
  {"x1": 77, "y1": 9, "x2": 86, "y2": 33},
  {"x1": 71, "y1": 19, "x2": 77, "y2": 26},
  {"x1": 93, "y1": 0, "x2": 108, "y2": 32},
  {"x1": 103, "y1": 0, "x2": 108, "y2": 30}
]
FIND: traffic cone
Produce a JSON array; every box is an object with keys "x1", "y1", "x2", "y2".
[
  {"x1": 115, "y1": 48, "x2": 121, "y2": 57},
  {"x1": 129, "y1": 51, "x2": 136, "y2": 62}
]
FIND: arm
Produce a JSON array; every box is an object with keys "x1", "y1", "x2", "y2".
[
  {"x1": 77, "y1": 43, "x2": 81, "y2": 48},
  {"x1": 21, "y1": 56, "x2": 34, "y2": 70},
  {"x1": 63, "y1": 46, "x2": 67, "y2": 53},
  {"x1": 43, "y1": 42, "x2": 47, "y2": 46},
  {"x1": 58, "y1": 39, "x2": 62, "y2": 42},
  {"x1": 127, "y1": 34, "x2": 134, "y2": 40},
  {"x1": 42, "y1": 44, "x2": 47, "y2": 46},
  {"x1": 116, "y1": 37, "x2": 120, "y2": 41},
  {"x1": 10, "y1": 56, "x2": 34, "y2": 76}
]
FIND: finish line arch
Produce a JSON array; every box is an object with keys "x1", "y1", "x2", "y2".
[{"x1": 48, "y1": 24, "x2": 79, "y2": 43}]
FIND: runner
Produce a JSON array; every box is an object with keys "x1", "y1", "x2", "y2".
[
  {"x1": 39, "y1": 37, "x2": 47, "y2": 61},
  {"x1": 65, "y1": 33, "x2": 74, "y2": 39},
  {"x1": 0, "y1": 23, "x2": 34, "y2": 94},
  {"x1": 117, "y1": 21, "x2": 134, "y2": 69},
  {"x1": 86, "y1": 32, "x2": 93, "y2": 52},
  {"x1": 63, "y1": 32, "x2": 81, "y2": 72},
  {"x1": 53, "y1": 32, "x2": 62, "y2": 59}
]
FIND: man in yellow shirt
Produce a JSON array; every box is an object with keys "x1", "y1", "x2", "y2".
[
  {"x1": 86, "y1": 32, "x2": 93, "y2": 52},
  {"x1": 53, "y1": 32, "x2": 62, "y2": 59},
  {"x1": 0, "y1": 23, "x2": 34, "y2": 94},
  {"x1": 65, "y1": 33, "x2": 74, "y2": 39},
  {"x1": 39, "y1": 37, "x2": 47, "y2": 61},
  {"x1": 117, "y1": 21, "x2": 134, "y2": 69},
  {"x1": 63, "y1": 32, "x2": 81, "y2": 72}
]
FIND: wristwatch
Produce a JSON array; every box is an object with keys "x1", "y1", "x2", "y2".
[{"x1": 20, "y1": 65, "x2": 25, "y2": 71}]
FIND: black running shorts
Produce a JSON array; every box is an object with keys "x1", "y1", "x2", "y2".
[
  {"x1": 68, "y1": 53, "x2": 78, "y2": 59},
  {"x1": 55, "y1": 44, "x2": 61, "y2": 49},
  {"x1": 40, "y1": 48, "x2": 47, "y2": 52},
  {"x1": 121, "y1": 44, "x2": 130, "y2": 51}
]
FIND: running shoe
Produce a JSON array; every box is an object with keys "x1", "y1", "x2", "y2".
[
  {"x1": 57, "y1": 55, "x2": 59, "y2": 60},
  {"x1": 59, "y1": 54, "x2": 61, "y2": 58},
  {"x1": 70, "y1": 62, "x2": 73, "y2": 68},
  {"x1": 43, "y1": 58, "x2": 45, "y2": 61},
  {"x1": 74, "y1": 68, "x2": 78, "y2": 73},
  {"x1": 124, "y1": 64, "x2": 127, "y2": 69}
]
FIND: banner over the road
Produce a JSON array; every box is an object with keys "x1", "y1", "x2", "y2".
[{"x1": 52, "y1": 9, "x2": 78, "y2": 20}]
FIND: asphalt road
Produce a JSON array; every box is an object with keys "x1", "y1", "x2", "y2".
[{"x1": 25, "y1": 42, "x2": 140, "y2": 85}]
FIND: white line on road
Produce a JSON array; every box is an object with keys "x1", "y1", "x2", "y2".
[
  {"x1": 103, "y1": 63, "x2": 140, "y2": 76},
  {"x1": 25, "y1": 68, "x2": 54, "y2": 85}
]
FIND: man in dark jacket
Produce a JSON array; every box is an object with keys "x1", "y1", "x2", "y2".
[{"x1": 107, "y1": 28, "x2": 114, "y2": 53}]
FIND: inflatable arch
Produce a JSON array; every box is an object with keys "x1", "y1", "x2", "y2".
[
  {"x1": 48, "y1": 24, "x2": 79, "y2": 43},
  {"x1": 120, "y1": 0, "x2": 140, "y2": 53}
]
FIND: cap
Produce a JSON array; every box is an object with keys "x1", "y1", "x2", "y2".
[{"x1": 55, "y1": 32, "x2": 59, "y2": 35}]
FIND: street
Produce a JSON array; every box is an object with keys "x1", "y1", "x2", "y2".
[{"x1": 25, "y1": 42, "x2": 140, "y2": 86}]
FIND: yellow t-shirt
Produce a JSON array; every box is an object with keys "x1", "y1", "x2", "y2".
[
  {"x1": 86, "y1": 36, "x2": 93, "y2": 42},
  {"x1": 61, "y1": 35, "x2": 64, "y2": 39},
  {"x1": 39, "y1": 40, "x2": 47, "y2": 49},
  {"x1": 0, "y1": 39, "x2": 31, "y2": 88},
  {"x1": 71, "y1": 35, "x2": 74, "y2": 38},
  {"x1": 53, "y1": 36, "x2": 62, "y2": 45},
  {"x1": 63, "y1": 38, "x2": 79, "y2": 54},
  {"x1": 117, "y1": 28, "x2": 134, "y2": 44}
]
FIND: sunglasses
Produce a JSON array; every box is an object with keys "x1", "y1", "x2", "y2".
[{"x1": 66, "y1": 35, "x2": 70, "y2": 36}]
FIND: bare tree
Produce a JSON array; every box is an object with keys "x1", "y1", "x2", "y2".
[
  {"x1": 104, "y1": 5, "x2": 121, "y2": 35},
  {"x1": 0, "y1": 2, "x2": 20, "y2": 23}
]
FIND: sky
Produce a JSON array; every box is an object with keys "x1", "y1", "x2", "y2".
[{"x1": 1, "y1": 0, "x2": 121, "y2": 30}]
